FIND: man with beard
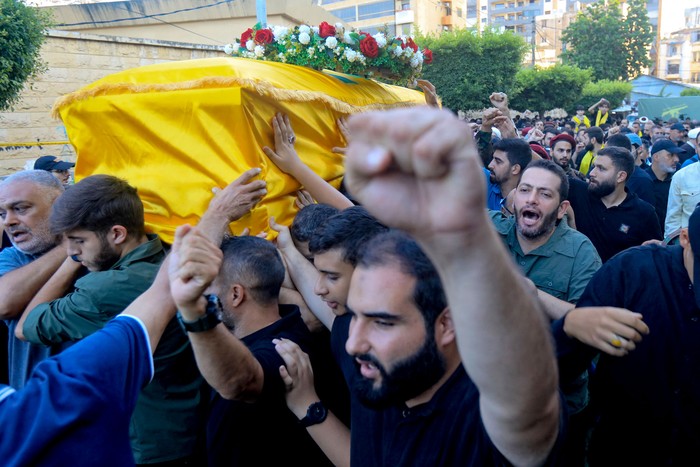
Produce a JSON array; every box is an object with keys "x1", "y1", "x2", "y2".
[
  {"x1": 575, "y1": 126, "x2": 605, "y2": 177},
  {"x1": 0, "y1": 170, "x2": 66, "y2": 389},
  {"x1": 606, "y1": 133, "x2": 655, "y2": 208},
  {"x1": 489, "y1": 160, "x2": 600, "y2": 466},
  {"x1": 568, "y1": 147, "x2": 662, "y2": 262},
  {"x1": 485, "y1": 138, "x2": 532, "y2": 211},
  {"x1": 550, "y1": 133, "x2": 586, "y2": 181},
  {"x1": 173, "y1": 235, "x2": 334, "y2": 467},
  {"x1": 15, "y1": 174, "x2": 206, "y2": 466},
  {"x1": 644, "y1": 139, "x2": 683, "y2": 225},
  {"x1": 272, "y1": 108, "x2": 564, "y2": 466}
]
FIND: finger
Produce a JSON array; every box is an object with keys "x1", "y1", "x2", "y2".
[
  {"x1": 295, "y1": 197, "x2": 304, "y2": 210},
  {"x1": 262, "y1": 146, "x2": 280, "y2": 160},
  {"x1": 283, "y1": 114, "x2": 293, "y2": 134},
  {"x1": 230, "y1": 168, "x2": 262, "y2": 187},
  {"x1": 278, "y1": 365, "x2": 294, "y2": 388},
  {"x1": 241, "y1": 227, "x2": 250, "y2": 236},
  {"x1": 171, "y1": 224, "x2": 193, "y2": 254},
  {"x1": 331, "y1": 146, "x2": 347, "y2": 155}
]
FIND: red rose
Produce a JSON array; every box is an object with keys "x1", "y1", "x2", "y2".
[
  {"x1": 359, "y1": 35, "x2": 379, "y2": 58},
  {"x1": 423, "y1": 48, "x2": 433, "y2": 64},
  {"x1": 406, "y1": 37, "x2": 418, "y2": 52},
  {"x1": 255, "y1": 28, "x2": 274, "y2": 44},
  {"x1": 319, "y1": 21, "x2": 336, "y2": 38},
  {"x1": 240, "y1": 28, "x2": 253, "y2": 44}
]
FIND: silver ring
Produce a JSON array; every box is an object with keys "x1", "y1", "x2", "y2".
[{"x1": 288, "y1": 135, "x2": 295, "y2": 144}]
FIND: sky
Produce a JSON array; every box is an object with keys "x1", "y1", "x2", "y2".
[{"x1": 663, "y1": 0, "x2": 700, "y2": 35}]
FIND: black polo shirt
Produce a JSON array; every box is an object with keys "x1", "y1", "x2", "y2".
[
  {"x1": 567, "y1": 179, "x2": 662, "y2": 262},
  {"x1": 643, "y1": 165, "x2": 673, "y2": 225}
]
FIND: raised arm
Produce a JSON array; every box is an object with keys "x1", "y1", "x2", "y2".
[
  {"x1": 198, "y1": 168, "x2": 267, "y2": 245},
  {"x1": 169, "y1": 225, "x2": 264, "y2": 402},
  {"x1": 344, "y1": 107, "x2": 560, "y2": 466},
  {"x1": 263, "y1": 113, "x2": 353, "y2": 210},
  {"x1": 269, "y1": 217, "x2": 335, "y2": 330}
]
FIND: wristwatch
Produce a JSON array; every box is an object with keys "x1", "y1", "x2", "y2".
[
  {"x1": 299, "y1": 401, "x2": 328, "y2": 428},
  {"x1": 178, "y1": 294, "x2": 222, "y2": 333}
]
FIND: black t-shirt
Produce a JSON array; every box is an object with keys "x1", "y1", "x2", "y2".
[
  {"x1": 567, "y1": 179, "x2": 662, "y2": 262},
  {"x1": 330, "y1": 314, "x2": 565, "y2": 466},
  {"x1": 206, "y1": 305, "x2": 333, "y2": 467},
  {"x1": 643, "y1": 165, "x2": 673, "y2": 226}
]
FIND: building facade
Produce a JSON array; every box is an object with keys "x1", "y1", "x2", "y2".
[{"x1": 658, "y1": 6, "x2": 700, "y2": 85}]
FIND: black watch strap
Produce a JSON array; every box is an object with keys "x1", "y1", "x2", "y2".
[
  {"x1": 299, "y1": 401, "x2": 328, "y2": 428},
  {"x1": 178, "y1": 294, "x2": 222, "y2": 333}
]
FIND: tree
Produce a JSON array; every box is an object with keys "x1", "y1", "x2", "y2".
[
  {"x1": 579, "y1": 79, "x2": 633, "y2": 110},
  {"x1": 681, "y1": 88, "x2": 700, "y2": 97},
  {"x1": 561, "y1": 0, "x2": 654, "y2": 82},
  {"x1": 419, "y1": 28, "x2": 527, "y2": 112},
  {"x1": 509, "y1": 65, "x2": 592, "y2": 115},
  {"x1": 0, "y1": 0, "x2": 51, "y2": 111}
]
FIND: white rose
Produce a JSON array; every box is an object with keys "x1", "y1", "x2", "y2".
[
  {"x1": 392, "y1": 45, "x2": 402, "y2": 56},
  {"x1": 345, "y1": 49, "x2": 357, "y2": 62},
  {"x1": 254, "y1": 45, "x2": 265, "y2": 57},
  {"x1": 299, "y1": 32, "x2": 311, "y2": 45},
  {"x1": 325, "y1": 36, "x2": 338, "y2": 49},
  {"x1": 410, "y1": 55, "x2": 422, "y2": 68},
  {"x1": 273, "y1": 26, "x2": 289, "y2": 40},
  {"x1": 246, "y1": 40, "x2": 255, "y2": 51},
  {"x1": 312, "y1": 26, "x2": 320, "y2": 35},
  {"x1": 299, "y1": 25, "x2": 311, "y2": 35},
  {"x1": 223, "y1": 43, "x2": 234, "y2": 54},
  {"x1": 403, "y1": 47, "x2": 413, "y2": 58},
  {"x1": 335, "y1": 23, "x2": 345, "y2": 34},
  {"x1": 373, "y1": 33, "x2": 387, "y2": 48},
  {"x1": 343, "y1": 32, "x2": 355, "y2": 44}
]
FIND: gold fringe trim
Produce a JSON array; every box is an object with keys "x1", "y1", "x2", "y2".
[{"x1": 51, "y1": 76, "x2": 420, "y2": 119}]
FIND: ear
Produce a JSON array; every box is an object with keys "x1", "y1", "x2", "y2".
[
  {"x1": 510, "y1": 164, "x2": 521, "y2": 177},
  {"x1": 230, "y1": 284, "x2": 246, "y2": 308},
  {"x1": 435, "y1": 308, "x2": 455, "y2": 348},
  {"x1": 109, "y1": 225, "x2": 128, "y2": 245},
  {"x1": 557, "y1": 200, "x2": 570, "y2": 220},
  {"x1": 616, "y1": 170, "x2": 629, "y2": 184}
]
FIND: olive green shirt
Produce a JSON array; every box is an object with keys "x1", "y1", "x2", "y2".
[{"x1": 23, "y1": 235, "x2": 204, "y2": 463}]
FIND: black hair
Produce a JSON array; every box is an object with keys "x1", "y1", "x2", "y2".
[
  {"x1": 606, "y1": 134, "x2": 632, "y2": 151},
  {"x1": 492, "y1": 138, "x2": 533, "y2": 172},
  {"x1": 290, "y1": 203, "x2": 340, "y2": 243},
  {"x1": 50, "y1": 174, "x2": 145, "y2": 238},
  {"x1": 597, "y1": 146, "x2": 635, "y2": 182},
  {"x1": 219, "y1": 236, "x2": 285, "y2": 306},
  {"x1": 586, "y1": 126, "x2": 605, "y2": 144},
  {"x1": 308, "y1": 206, "x2": 388, "y2": 265},
  {"x1": 524, "y1": 159, "x2": 569, "y2": 201},
  {"x1": 357, "y1": 230, "x2": 446, "y2": 332}
]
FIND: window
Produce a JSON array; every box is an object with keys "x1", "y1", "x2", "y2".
[
  {"x1": 329, "y1": 6, "x2": 356, "y2": 22},
  {"x1": 693, "y1": 51, "x2": 700, "y2": 62},
  {"x1": 444, "y1": 2, "x2": 452, "y2": 16},
  {"x1": 401, "y1": 1, "x2": 410, "y2": 10},
  {"x1": 667, "y1": 45, "x2": 677, "y2": 56},
  {"x1": 321, "y1": 0, "x2": 346, "y2": 4},
  {"x1": 363, "y1": 23, "x2": 396, "y2": 35},
  {"x1": 400, "y1": 23, "x2": 411, "y2": 35},
  {"x1": 358, "y1": 0, "x2": 394, "y2": 21},
  {"x1": 667, "y1": 63, "x2": 680, "y2": 74},
  {"x1": 692, "y1": 72, "x2": 700, "y2": 83}
]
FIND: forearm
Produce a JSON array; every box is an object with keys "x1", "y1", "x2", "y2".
[
  {"x1": 187, "y1": 325, "x2": 264, "y2": 401},
  {"x1": 121, "y1": 262, "x2": 177, "y2": 352},
  {"x1": 16, "y1": 257, "x2": 82, "y2": 340},
  {"x1": 198, "y1": 211, "x2": 231, "y2": 246},
  {"x1": 0, "y1": 246, "x2": 66, "y2": 319},
  {"x1": 537, "y1": 290, "x2": 574, "y2": 321},
  {"x1": 288, "y1": 164, "x2": 353, "y2": 210},
  {"x1": 422, "y1": 220, "x2": 559, "y2": 464},
  {"x1": 304, "y1": 413, "x2": 351, "y2": 467},
  {"x1": 279, "y1": 247, "x2": 335, "y2": 330}
]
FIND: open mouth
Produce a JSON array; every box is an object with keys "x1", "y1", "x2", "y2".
[
  {"x1": 520, "y1": 209, "x2": 541, "y2": 227},
  {"x1": 356, "y1": 358, "x2": 380, "y2": 379},
  {"x1": 9, "y1": 230, "x2": 29, "y2": 243}
]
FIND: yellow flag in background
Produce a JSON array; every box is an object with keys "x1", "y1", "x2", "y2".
[{"x1": 52, "y1": 57, "x2": 425, "y2": 244}]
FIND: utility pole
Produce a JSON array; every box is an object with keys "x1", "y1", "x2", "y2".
[
  {"x1": 531, "y1": 13, "x2": 536, "y2": 67},
  {"x1": 256, "y1": 0, "x2": 267, "y2": 27}
]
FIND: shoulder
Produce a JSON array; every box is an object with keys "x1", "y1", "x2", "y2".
[
  {"x1": 0, "y1": 247, "x2": 34, "y2": 276},
  {"x1": 489, "y1": 210, "x2": 514, "y2": 235}
]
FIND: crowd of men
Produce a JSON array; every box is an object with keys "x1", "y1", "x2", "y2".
[{"x1": 0, "y1": 88, "x2": 698, "y2": 467}]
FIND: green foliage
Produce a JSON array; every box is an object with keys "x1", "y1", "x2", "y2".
[
  {"x1": 0, "y1": 0, "x2": 51, "y2": 110},
  {"x1": 418, "y1": 28, "x2": 527, "y2": 112},
  {"x1": 579, "y1": 80, "x2": 633, "y2": 110},
  {"x1": 562, "y1": 0, "x2": 654, "y2": 81},
  {"x1": 509, "y1": 65, "x2": 592, "y2": 115},
  {"x1": 681, "y1": 88, "x2": 700, "y2": 97}
]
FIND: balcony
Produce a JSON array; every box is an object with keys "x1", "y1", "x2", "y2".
[{"x1": 442, "y1": 15, "x2": 453, "y2": 26}]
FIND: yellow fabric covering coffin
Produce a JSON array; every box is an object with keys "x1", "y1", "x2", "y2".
[{"x1": 52, "y1": 57, "x2": 425, "y2": 243}]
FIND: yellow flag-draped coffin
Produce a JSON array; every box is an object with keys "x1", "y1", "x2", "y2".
[{"x1": 52, "y1": 57, "x2": 425, "y2": 243}]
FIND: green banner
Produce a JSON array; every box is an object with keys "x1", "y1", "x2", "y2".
[{"x1": 637, "y1": 96, "x2": 700, "y2": 121}]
